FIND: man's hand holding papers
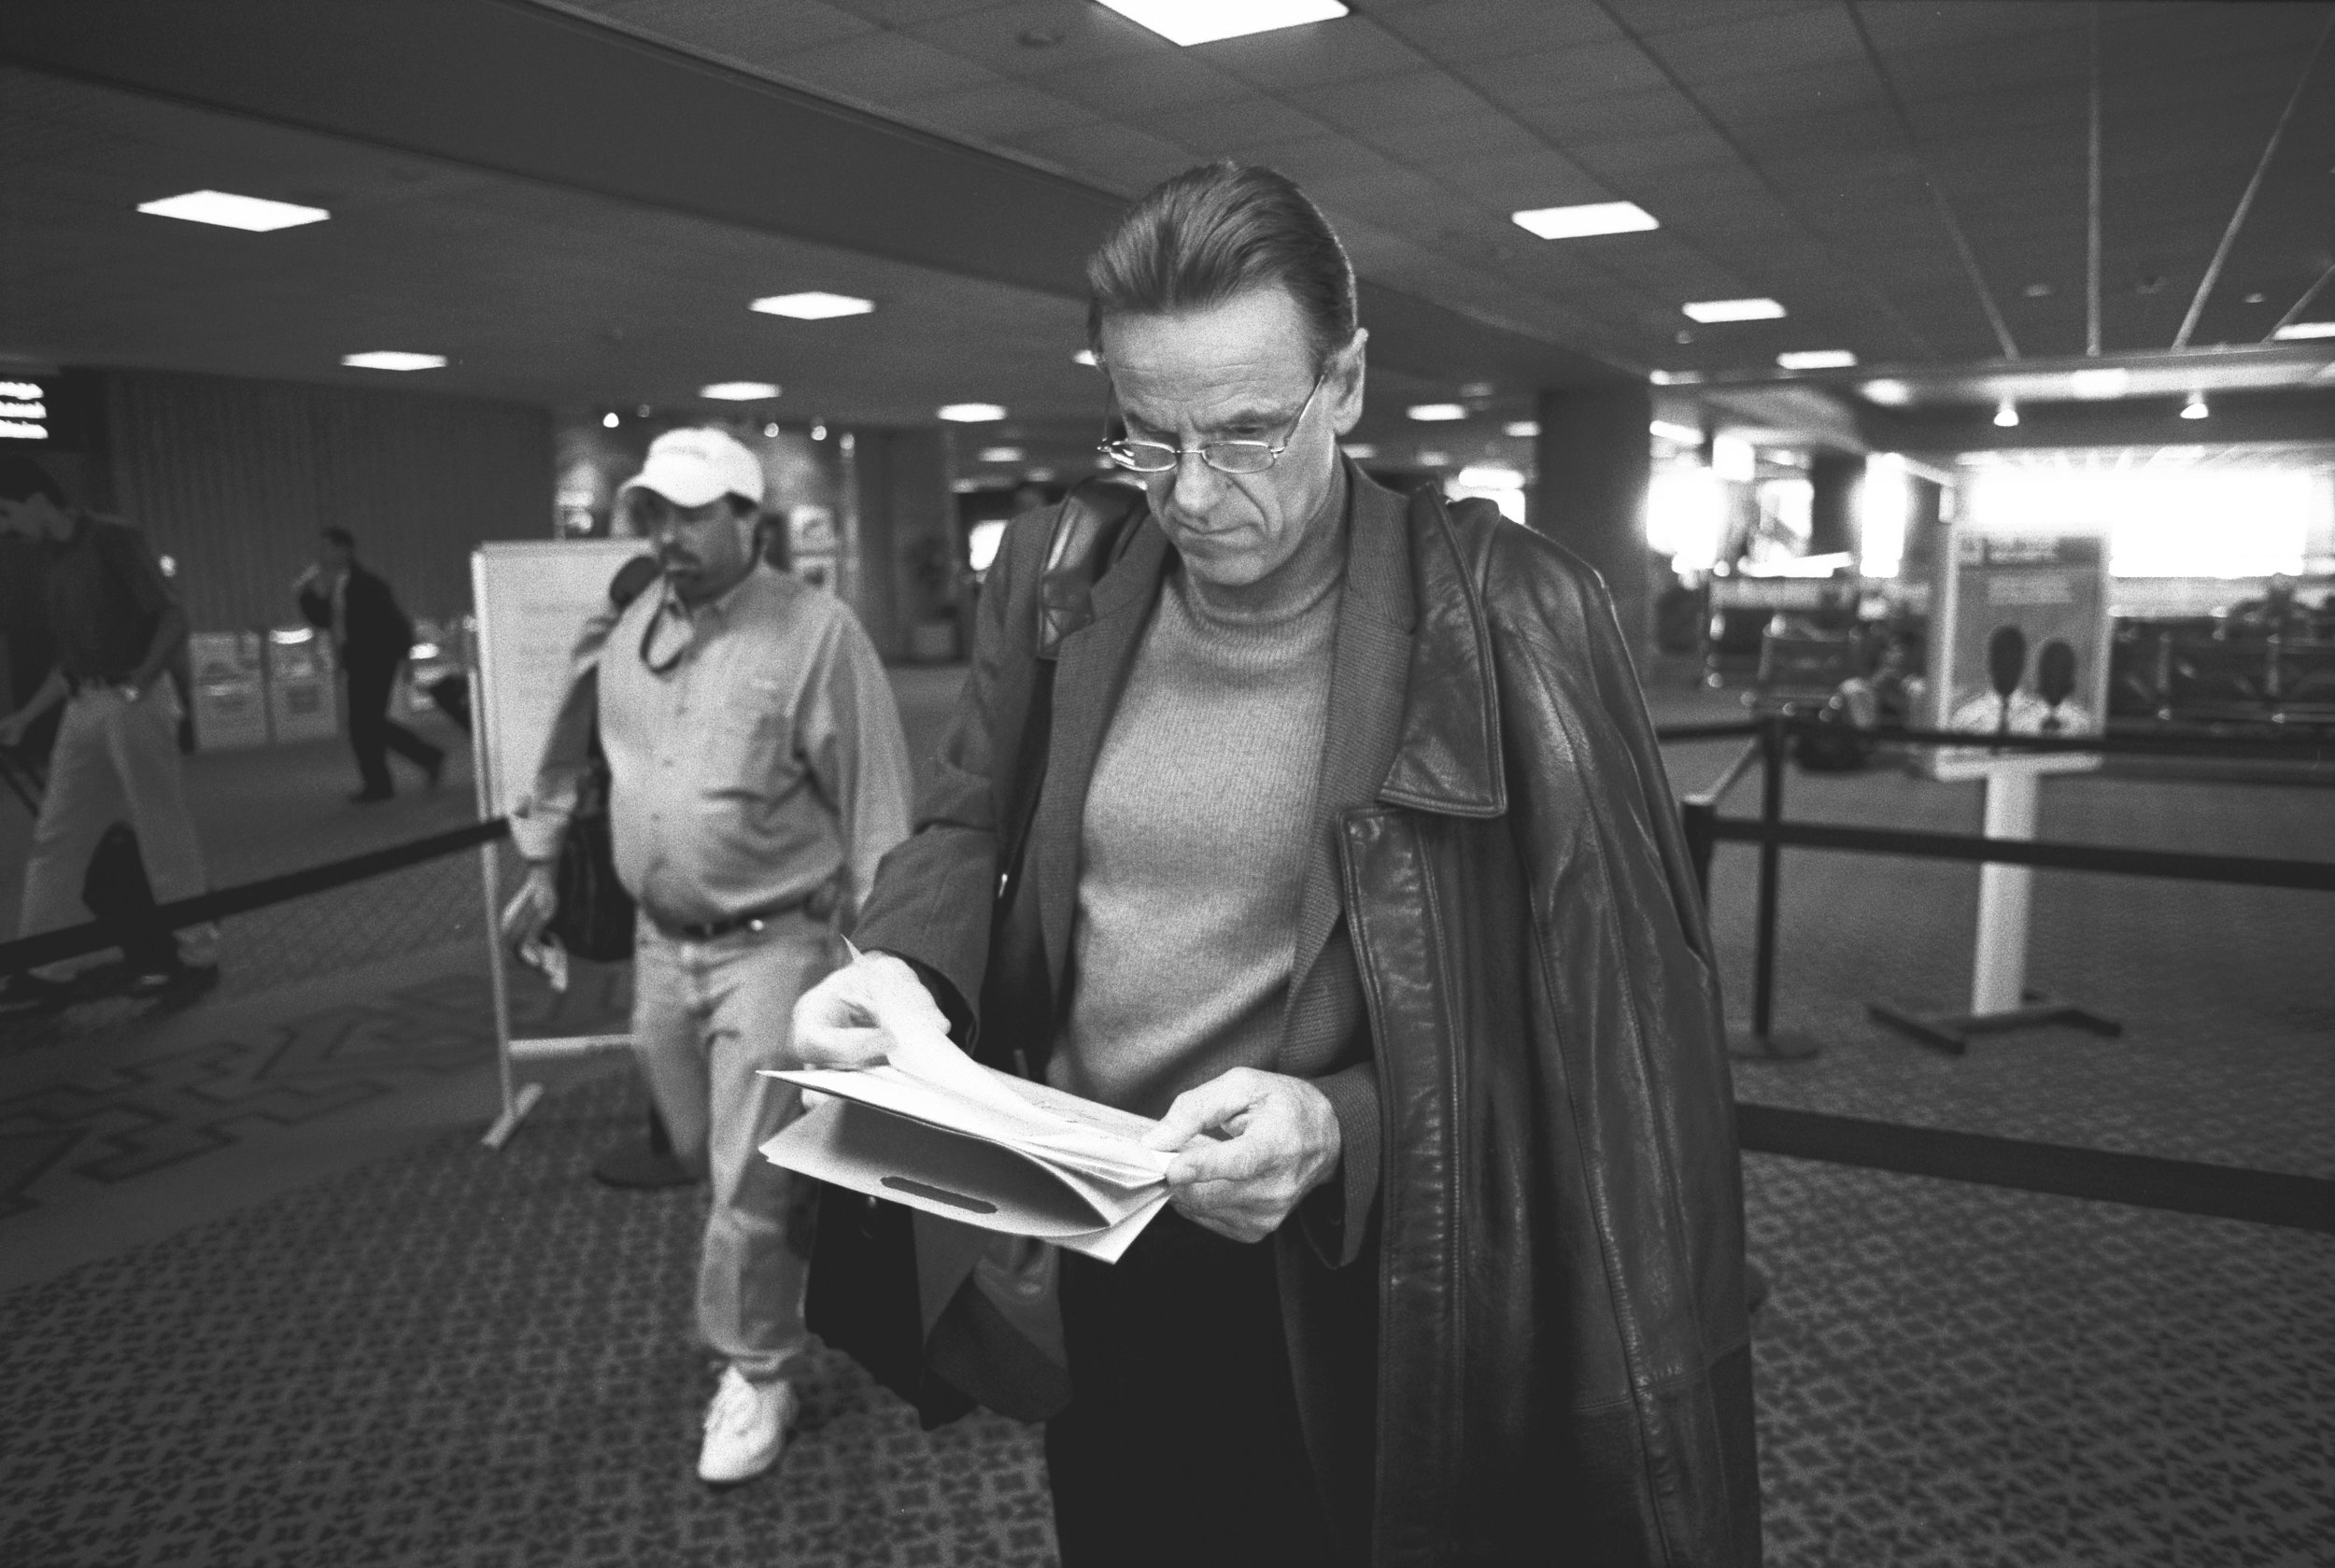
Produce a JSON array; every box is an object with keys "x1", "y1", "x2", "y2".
[{"x1": 766, "y1": 956, "x2": 1175, "y2": 1261}]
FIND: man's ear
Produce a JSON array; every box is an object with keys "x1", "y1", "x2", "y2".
[{"x1": 1330, "y1": 328, "x2": 1369, "y2": 437}]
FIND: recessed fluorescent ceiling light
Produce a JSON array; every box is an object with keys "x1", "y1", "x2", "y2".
[
  {"x1": 1096, "y1": 0, "x2": 1349, "y2": 46},
  {"x1": 1408, "y1": 403, "x2": 1467, "y2": 421},
  {"x1": 2069, "y1": 368, "x2": 2130, "y2": 399},
  {"x1": 1340, "y1": 443, "x2": 1378, "y2": 459},
  {"x1": 1504, "y1": 420, "x2": 1539, "y2": 438},
  {"x1": 939, "y1": 403, "x2": 1007, "y2": 422},
  {"x1": 2272, "y1": 321, "x2": 2335, "y2": 340},
  {"x1": 1777, "y1": 350, "x2": 1857, "y2": 371},
  {"x1": 341, "y1": 352, "x2": 446, "y2": 371},
  {"x1": 751, "y1": 291, "x2": 874, "y2": 319},
  {"x1": 1861, "y1": 379, "x2": 1912, "y2": 405},
  {"x1": 701, "y1": 381, "x2": 781, "y2": 400},
  {"x1": 137, "y1": 190, "x2": 330, "y2": 232},
  {"x1": 1509, "y1": 201, "x2": 1659, "y2": 240},
  {"x1": 1681, "y1": 298, "x2": 1786, "y2": 323},
  {"x1": 1649, "y1": 420, "x2": 1703, "y2": 445},
  {"x1": 978, "y1": 446, "x2": 1026, "y2": 463}
]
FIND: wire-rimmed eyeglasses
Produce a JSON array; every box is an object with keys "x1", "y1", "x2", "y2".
[{"x1": 1097, "y1": 372, "x2": 1324, "y2": 476}]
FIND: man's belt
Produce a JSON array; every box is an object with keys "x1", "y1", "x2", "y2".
[{"x1": 657, "y1": 884, "x2": 837, "y2": 942}]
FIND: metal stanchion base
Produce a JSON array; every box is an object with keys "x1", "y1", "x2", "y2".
[
  {"x1": 1729, "y1": 1029, "x2": 1822, "y2": 1063},
  {"x1": 592, "y1": 1138, "x2": 700, "y2": 1189},
  {"x1": 1868, "y1": 995, "x2": 2123, "y2": 1056},
  {"x1": 481, "y1": 1081, "x2": 545, "y2": 1149}
]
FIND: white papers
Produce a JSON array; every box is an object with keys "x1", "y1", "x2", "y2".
[{"x1": 759, "y1": 1036, "x2": 1174, "y2": 1263}]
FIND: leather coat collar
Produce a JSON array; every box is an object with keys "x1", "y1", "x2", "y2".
[{"x1": 1029, "y1": 461, "x2": 1511, "y2": 992}]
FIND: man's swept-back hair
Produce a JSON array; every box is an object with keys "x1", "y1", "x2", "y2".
[
  {"x1": 321, "y1": 526, "x2": 356, "y2": 551},
  {"x1": 1084, "y1": 162, "x2": 1358, "y2": 366}
]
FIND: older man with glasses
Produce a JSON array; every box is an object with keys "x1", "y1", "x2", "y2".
[
  {"x1": 505, "y1": 427, "x2": 912, "y2": 1486},
  {"x1": 792, "y1": 164, "x2": 1757, "y2": 1565}
]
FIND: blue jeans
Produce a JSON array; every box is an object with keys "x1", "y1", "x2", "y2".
[{"x1": 631, "y1": 908, "x2": 833, "y2": 1383}]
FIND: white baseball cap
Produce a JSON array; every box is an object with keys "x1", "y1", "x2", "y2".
[{"x1": 618, "y1": 428, "x2": 766, "y2": 509}]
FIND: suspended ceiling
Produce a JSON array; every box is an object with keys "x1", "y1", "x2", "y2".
[{"x1": 3, "y1": 0, "x2": 2331, "y2": 460}]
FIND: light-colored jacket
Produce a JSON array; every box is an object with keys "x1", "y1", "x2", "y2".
[{"x1": 514, "y1": 563, "x2": 912, "y2": 929}]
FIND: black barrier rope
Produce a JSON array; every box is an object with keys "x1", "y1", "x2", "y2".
[
  {"x1": 1834, "y1": 719, "x2": 2332, "y2": 761},
  {"x1": 1737, "y1": 1103, "x2": 2335, "y2": 1235},
  {"x1": 1707, "y1": 816, "x2": 2335, "y2": 893},
  {"x1": 0, "y1": 817, "x2": 508, "y2": 976}
]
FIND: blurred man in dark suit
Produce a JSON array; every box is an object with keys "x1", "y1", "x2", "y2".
[{"x1": 296, "y1": 527, "x2": 443, "y2": 803}]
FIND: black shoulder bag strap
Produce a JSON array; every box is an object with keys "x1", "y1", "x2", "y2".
[{"x1": 980, "y1": 478, "x2": 1147, "y2": 1070}]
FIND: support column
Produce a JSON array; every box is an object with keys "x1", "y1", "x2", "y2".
[
  {"x1": 1807, "y1": 451, "x2": 1860, "y2": 558},
  {"x1": 1532, "y1": 383, "x2": 1653, "y2": 647},
  {"x1": 842, "y1": 427, "x2": 955, "y2": 662}
]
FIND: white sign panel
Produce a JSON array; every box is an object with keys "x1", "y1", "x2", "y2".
[{"x1": 471, "y1": 541, "x2": 653, "y2": 813}]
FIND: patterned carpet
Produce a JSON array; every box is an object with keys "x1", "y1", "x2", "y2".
[
  {"x1": 1, "y1": 670, "x2": 2329, "y2": 1566},
  {"x1": 0, "y1": 1073, "x2": 1056, "y2": 1568},
  {"x1": 4, "y1": 1068, "x2": 2327, "y2": 1568}
]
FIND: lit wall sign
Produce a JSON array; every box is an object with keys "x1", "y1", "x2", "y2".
[
  {"x1": 0, "y1": 379, "x2": 48, "y2": 441},
  {"x1": 0, "y1": 372, "x2": 95, "y2": 447}
]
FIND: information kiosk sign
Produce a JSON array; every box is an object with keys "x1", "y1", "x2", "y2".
[
  {"x1": 470, "y1": 541, "x2": 654, "y2": 1146},
  {"x1": 1926, "y1": 528, "x2": 2113, "y2": 782},
  {"x1": 1875, "y1": 521, "x2": 2121, "y2": 1048}
]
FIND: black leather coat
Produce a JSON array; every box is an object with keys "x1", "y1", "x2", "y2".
[{"x1": 856, "y1": 468, "x2": 1759, "y2": 1566}]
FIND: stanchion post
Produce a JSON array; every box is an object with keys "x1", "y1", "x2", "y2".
[
  {"x1": 1733, "y1": 712, "x2": 1820, "y2": 1062},
  {"x1": 1681, "y1": 798, "x2": 1718, "y2": 904},
  {"x1": 1751, "y1": 713, "x2": 1784, "y2": 1040}
]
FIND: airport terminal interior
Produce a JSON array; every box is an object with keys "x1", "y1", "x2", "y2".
[{"x1": 2, "y1": 2, "x2": 2331, "y2": 1564}]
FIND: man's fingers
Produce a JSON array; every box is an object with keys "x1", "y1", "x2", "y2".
[
  {"x1": 790, "y1": 1020, "x2": 891, "y2": 1069},
  {"x1": 1167, "y1": 1134, "x2": 1277, "y2": 1187},
  {"x1": 1141, "y1": 1070, "x2": 1266, "y2": 1151}
]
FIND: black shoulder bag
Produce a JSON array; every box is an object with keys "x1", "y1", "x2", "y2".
[{"x1": 803, "y1": 480, "x2": 1145, "y2": 1428}]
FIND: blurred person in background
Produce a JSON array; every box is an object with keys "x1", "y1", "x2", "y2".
[
  {"x1": 0, "y1": 457, "x2": 219, "y2": 1009},
  {"x1": 792, "y1": 163, "x2": 1754, "y2": 1566},
  {"x1": 296, "y1": 527, "x2": 445, "y2": 803},
  {"x1": 501, "y1": 427, "x2": 912, "y2": 1487}
]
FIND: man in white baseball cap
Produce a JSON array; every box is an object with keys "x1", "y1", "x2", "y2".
[{"x1": 507, "y1": 425, "x2": 913, "y2": 1485}]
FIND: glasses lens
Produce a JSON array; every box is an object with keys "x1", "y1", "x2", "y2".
[
  {"x1": 1106, "y1": 441, "x2": 1178, "y2": 473},
  {"x1": 1202, "y1": 442, "x2": 1277, "y2": 474}
]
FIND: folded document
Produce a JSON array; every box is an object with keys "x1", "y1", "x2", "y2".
[{"x1": 758, "y1": 1024, "x2": 1173, "y2": 1263}]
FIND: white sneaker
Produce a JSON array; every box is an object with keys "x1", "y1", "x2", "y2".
[{"x1": 697, "y1": 1365, "x2": 797, "y2": 1485}]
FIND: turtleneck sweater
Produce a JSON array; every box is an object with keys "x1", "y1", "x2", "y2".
[{"x1": 1052, "y1": 503, "x2": 1348, "y2": 1119}]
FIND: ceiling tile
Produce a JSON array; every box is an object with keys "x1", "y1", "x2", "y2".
[
  {"x1": 545, "y1": 0, "x2": 876, "y2": 62},
  {"x1": 1112, "y1": 93, "x2": 1330, "y2": 157},
  {"x1": 1636, "y1": 7, "x2": 1869, "y2": 85},
  {"x1": 1198, "y1": 17, "x2": 1429, "y2": 92},
  {"x1": 1239, "y1": 134, "x2": 1402, "y2": 189},
  {"x1": 1366, "y1": 0, "x2": 1627, "y2": 64},
  {"x1": 1455, "y1": 38, "x2": 1677, "y2": 110},
  {"x1": 1507, "y1": 86, "x2": 1712, "y2": 148},
  {"x1": 911, "y1": 79, "x2": 1103, "y2": 141},
  {"x1": 1284, "y1": 68, "x2": 1493, "y2": 134},
  {"x1": 1424, "y1": 149, "x2": 1611, "y2": 212},
  {"x1": 1357, "y1": 114, "x2": 1545, "y2": 172},
  {"x1": 1001, "y1": 120, "x2": 1196, "y2": 191},
  {"x1": 1604, "y1": 0, "x2": 1837, "y2": 40},
  {"x1": 900, "y1": 0, "x2": 1164, "y2": 76},
  {"x1": 1027, "y1": 47, "x2": 1249, "y2": 116},
  {"x1": 776, "y1": 29, "x2": 999, "y2": 103}
]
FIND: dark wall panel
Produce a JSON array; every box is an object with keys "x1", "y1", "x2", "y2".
[{"x1": 104, "y1": 369, "x2": 551, "y2": 631}]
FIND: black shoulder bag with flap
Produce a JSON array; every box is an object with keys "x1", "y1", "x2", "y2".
[{"x1": 803, "y1": 480, "x2": 1146, "y2": 1429}]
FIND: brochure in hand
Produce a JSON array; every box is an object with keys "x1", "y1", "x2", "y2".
[{"x1": 758, "y1": 1022, "x2": 1175, "y2": 1264}]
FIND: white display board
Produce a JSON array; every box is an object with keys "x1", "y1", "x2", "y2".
[
  {"x1": 470, "y1": 541, "x2": 653, "y2": 814},
  {"x1": 469, "y1": 540, "x2": 654, "y2": 1150},
  {"x1": 1925, "y1": 525, "x2": 2114, "y2": 783}
]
